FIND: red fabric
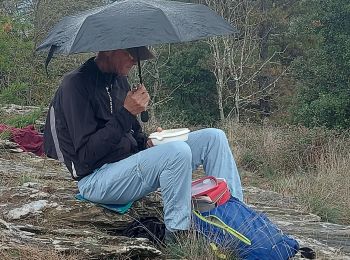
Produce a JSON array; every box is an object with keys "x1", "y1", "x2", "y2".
[
  {"x1": 192, "y1": 176, "x2": 231, "y2": 206},
  {"x1": 0, "y1": 124, "x2": 44, "y2": 156}
]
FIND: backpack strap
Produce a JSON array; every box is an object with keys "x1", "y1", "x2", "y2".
[{"x1": 193, "y1": 210, "x2": 251, "y2": 245}]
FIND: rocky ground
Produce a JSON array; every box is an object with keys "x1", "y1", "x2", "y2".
[
  {"x1": 0, "y1": 147, "x2": 349, "y2": 259},
  {"x1": 0, "y1": 150, "x2": 164, "y2": 259},
  {"x1": 0, "y1": 104, "x2": 349, "y2": 259}
]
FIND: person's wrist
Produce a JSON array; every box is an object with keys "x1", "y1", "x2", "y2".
[
  {"x1": 122, "y1": 106, "x2": 136, "y2": 117},
  {"x1": 123, "y1": 105, "x2": 136, "y2": 116}
]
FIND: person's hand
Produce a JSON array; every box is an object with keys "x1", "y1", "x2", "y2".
[
  {"x1": 124, "y1": 84, "x2": 150, "y2": 116},
  {"x1": 146, "y1": 127, "x2": 163, "y2": 148}
]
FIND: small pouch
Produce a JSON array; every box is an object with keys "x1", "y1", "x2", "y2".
[{"x1": 191, "y1": 176, "x2": 231, "y2": 212}]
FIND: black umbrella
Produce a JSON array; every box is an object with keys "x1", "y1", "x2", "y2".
[{"x1": 37, "y1": 0, "x2": 238, "y2": 121}]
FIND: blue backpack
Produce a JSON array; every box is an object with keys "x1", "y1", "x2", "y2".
[{"x1": 193, "y1": 197, "x2": 300, "y2": 260}]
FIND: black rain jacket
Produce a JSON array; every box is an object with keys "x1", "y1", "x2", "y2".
[{"x1": 44, "y1": 57, "x2": 147, "y2": 180}]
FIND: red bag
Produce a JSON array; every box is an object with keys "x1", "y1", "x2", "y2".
[{"x1": 191, "y1": 176, "x2": 231, "y2": 212}]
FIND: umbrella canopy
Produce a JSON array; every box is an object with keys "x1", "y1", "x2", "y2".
[
  {"x1": 37, "y1": 0, "x2": 238, "y2": 122},
  {"x1": 36, "y1": 0, "x2": 238, "y2": 55}
]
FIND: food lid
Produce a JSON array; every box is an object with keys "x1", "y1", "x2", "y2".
[
  {"x1": 149, "y1": 128, "x2": 190, "y2": 141},
  {"x1": 191, "y1": 177, "x2": 217, "y2": 196}
]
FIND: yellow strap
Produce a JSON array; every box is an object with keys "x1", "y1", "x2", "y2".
[
  {"x1": 193, "y1": 210, "x2": 252, "y2": 246},
  {"x1": 210, "y1": 243, "x2": 227, "y2": 259}
]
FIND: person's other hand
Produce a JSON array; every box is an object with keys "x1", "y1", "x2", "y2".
[
  {"x1": 146, "y1": 127, "x2": 163, "y2": 148},
  {"x1": 124, "y1": 84, "x2": 150, "y2": 115}
]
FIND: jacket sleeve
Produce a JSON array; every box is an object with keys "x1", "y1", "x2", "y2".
[
  {"x1": 61, "y1": 77, "x2": 135, "y2": 168},
  {"x1": 132, "y1": 119, "x2": 147, "y2": 151}
]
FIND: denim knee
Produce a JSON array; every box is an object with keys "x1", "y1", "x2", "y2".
[
  {"x1": 163, "y1": 141, "x2": 192, "y2": 165},
  {"x1": 205, "y1": 128, "x2": 227, "y2": 141}
]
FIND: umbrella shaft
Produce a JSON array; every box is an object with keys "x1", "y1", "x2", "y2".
[
  {"x1": 138, "y1": 60, "x2": 143, "y2": 84},
  {"x1": 136, "y1": 48, "x2": 143, "y2": 85},
  {"x1": 136, "y1": 49, "x2": 148, "y2": 122}
]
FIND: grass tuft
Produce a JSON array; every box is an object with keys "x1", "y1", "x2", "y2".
[
  {"x1": 164, "y1": 229, "x2": 237, "y2": 260},
  {"x1": 223, "y1": 121, "x2": 350, "y2": 224},
  {"x1": 2, "y1": 108, "x2": 44, "y2": 129}
]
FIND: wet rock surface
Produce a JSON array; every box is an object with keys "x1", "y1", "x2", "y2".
[
  {"x1": 0, "y1": 152, "x2": 349, "y2": 259},
  {"x1": 0, "y1": 153, "x2": 163, "y2": 259}
]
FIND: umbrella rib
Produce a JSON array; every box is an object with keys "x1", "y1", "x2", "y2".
[
  {"x1": 137, "y1": 0, "x2": 182, "y2": 43},
  {"x1": 68, "y1": 5, "x2": 111, "y2": 54},
  {"x1": 38, "y1": 0, "x2": 238, "y2": 55},
  {"x1": 71, "y1": 3, "x2": 182, "y2": 52},
  {"x1": 153, "y1": 9, "x2": 182, "y2": 43}
]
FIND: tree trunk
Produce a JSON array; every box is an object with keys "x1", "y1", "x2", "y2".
[
  {"x1": 217, "y1": 77, "x2": 225, "y2": 122},
  {"x1": 258, "y1": 0, "x2": 271, "y2": 118}
]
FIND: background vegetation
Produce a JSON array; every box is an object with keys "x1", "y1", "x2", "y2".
[{"x1": 0, "y1": 0, "x2": 349, "y2": 229}]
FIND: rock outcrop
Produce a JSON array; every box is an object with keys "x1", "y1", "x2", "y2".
[
  {"x1": 0, "y1": 151, "x2": 349, "y2": 259},
  {"x1": 0, "y1": 153, "x2": 164, "y2": 259},
  {"x1": 0, "y1": 105, "x2": 349, "y2": 259}
]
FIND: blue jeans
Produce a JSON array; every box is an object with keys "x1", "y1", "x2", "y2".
[{"x1": 78, "y1": 128, "x2": 243, "y2": 231}]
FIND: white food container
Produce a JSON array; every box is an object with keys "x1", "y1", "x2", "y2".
[{"x1": 149, "y1": 128, "x2": 190, "y2": 146}]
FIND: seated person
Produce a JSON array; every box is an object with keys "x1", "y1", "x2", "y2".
[{"x1": 43, "y1": 46, "x2": 243, "y2": 238}]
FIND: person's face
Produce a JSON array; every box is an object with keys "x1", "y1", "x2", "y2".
[{"x1": 110, "y1": 49, "x2": 137, "y2": 76}]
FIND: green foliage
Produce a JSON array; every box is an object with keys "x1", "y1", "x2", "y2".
[
  {"x1": 1, "y1": 0, "x2": 350, "y2": 130},
  {"x1": 0, "y1": 2, "x2": 110, "y2": 107},
  {"x1": 0, "y1": 12, "x2": 59, "y2": 106},
  {"x1": 157, "y1": 43, "x2": 219, "y2": 125},
  {"x1": 18, "y1": 173, "x2": 37, "y2": 185},
  {"x1": 3, "y1": 108, "x2": 43, "y2": 128},
  {"x1": 0, "y1": 129, "x2": 11, "y2": 140},
  {"x1": 291, "y1": 0, "x2": 350, "y2": 129},
  {"x1": 0, "y1": 14, "x2": 35, "y2": 104},
  {"x1": 0, "y1": 82, "x2": 29, "y2": 105}
]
